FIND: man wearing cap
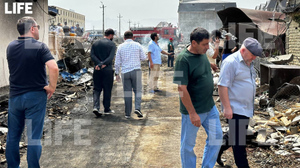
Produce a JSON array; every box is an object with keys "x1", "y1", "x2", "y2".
[
  {"x1": 168, "y1": 38, "x2": 175, "y2": 67},
  {"x1": 217, "y1": 37, "x2": 263, "y2": 168}
]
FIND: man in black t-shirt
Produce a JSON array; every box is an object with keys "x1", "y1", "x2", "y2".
[
  {"x1": 63, "y1": 22, "x2": 70, "y2": 36},
  {"x1": 90, "y1": 29, "x2": 116, "y2": 117},
  {"x1": 6, "y1": 16, "x2": 59, "y2": 168}
]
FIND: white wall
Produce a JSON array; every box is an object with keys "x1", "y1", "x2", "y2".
[{"x1": 179, "y1": 11, "x2": 223, "y2": 43}]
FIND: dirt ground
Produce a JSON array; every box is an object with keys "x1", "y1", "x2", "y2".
[{"x1": 0, "y1": 57, "x2": 299, "y2": 167}]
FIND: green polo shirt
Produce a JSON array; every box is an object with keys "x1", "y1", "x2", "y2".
[{"x1": 173, "y1": 48, "x2": 215, "y2": 114}]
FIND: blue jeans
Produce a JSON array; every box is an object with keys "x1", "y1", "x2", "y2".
[
  {"x1": 181, "y1": 105, "x2": 223, "y2": 168},
  {"x1": 222, "y1": 53, "x2": 231, "y2": 61},
  {"x1": 6, "y1": 91, "x2": 47, "y2": 168}
]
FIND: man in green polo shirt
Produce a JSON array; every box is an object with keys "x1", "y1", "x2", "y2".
[{"x1": 173, "y1": 27, "x2": 222, "y2": 168}]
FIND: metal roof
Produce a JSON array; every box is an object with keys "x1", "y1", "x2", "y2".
[
  {"x1": 178, "y1": 1, "x2": 236, "y2": 12},
  {"x1": 217, "y1": 7, "x2": 286, "y2": 36}
]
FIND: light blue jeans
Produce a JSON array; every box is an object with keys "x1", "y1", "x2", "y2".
[
  {"x1": 6, "y1": 91, "x2": 47, "y2": 168},
  {"x1": 180, "y1": 105, "x2": 223, "y2": 168}
]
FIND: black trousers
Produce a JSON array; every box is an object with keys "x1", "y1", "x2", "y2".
[
  {"x1": 219, "y1": 114, "x2": 250, "y2": 168},
  {"x1": 93, "y1": 68, "x2": 114, "y2": 112},
  {"x1": 168, "y1": 56, "x2": 174, "y2": 67}
]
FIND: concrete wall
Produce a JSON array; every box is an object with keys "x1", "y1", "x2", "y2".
[
  {"x1": 0, "y1": 0, "x2": 49, "y2": 91},
  {"x1": 179, "y1": 11, "x2": 223, "y2": 43},
  {"x1": 286, "y1": 13, "x2": 300, "y2": 65}
]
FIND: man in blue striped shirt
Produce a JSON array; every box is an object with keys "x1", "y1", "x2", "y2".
[{"x1": 115, "y1": 31, "x2": 147, "y2": 119}]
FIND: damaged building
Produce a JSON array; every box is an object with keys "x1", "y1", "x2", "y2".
[
  {"x1": 283, "y1": 0, "x2": 300, "y2": 65},
  {"x1": 178, "y1": 0, "x2": 236, "y2": 43}
]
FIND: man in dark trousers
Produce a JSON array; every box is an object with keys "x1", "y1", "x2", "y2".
[
  {"x1": 218, "y1": 37, "x2": 263, "y2": 168},
  {"x1": 168, "y1": 37, "x2": 175, "y2": 67},
  {"x1": 6, "y1": 16, "x2": 59, "y2": 168},
  {"x1": 91, "y1": 28, "x2": 116, "y2": 117}
]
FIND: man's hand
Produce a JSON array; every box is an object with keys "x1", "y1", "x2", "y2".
[
  {"x1": 95, "y1": 65, "x2": 100, "y2": 70},
  {"x1": 150, "y1": 62, "x2": 154, "y2": 69},
  {"x1": 223, "y1": 107, "x2": 233, "y2": 119},
  {"x1": 116, "y1": 75, "x2": 121, "y2": 83},
  {"x1": 214, "y1": 38, "x2": 220, "y2": 46},
  {"x1": 210, "y1": 63, "x2": 219, "y2": 72},
  {"x1": 44, "y1": 85, "x2": 55, "y2": 99},
  {"x1": 190, "y1": 112, "x2": 201, "y2": 127},
  {"x1": 101, "y1": 64, "x2": 106, "y2": 69}
]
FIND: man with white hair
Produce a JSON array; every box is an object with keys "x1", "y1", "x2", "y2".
[{"x1": 218, "y1": 37, "x2": 263, "y2": 168}]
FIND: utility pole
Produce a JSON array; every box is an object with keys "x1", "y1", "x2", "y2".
[
  {"x1": 133, "y1": 23, "x2": 136, "y2": 28},
  {"x1": 137, "y1": 22, "x2": 140, "y2": 28},
  {"x1": 128, "y1": 20, "x2": 131, "y2": 29},
  {"x1": 100, "y1": 1, "x2": 106, "y2": 36},
  {"x1": 118, "y1": 13, "x2": 123, "y2": 37}
]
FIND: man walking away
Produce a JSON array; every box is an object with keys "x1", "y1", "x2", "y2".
[
  {"x1": 6, "y1": 16, "x2": 59, "y2": 168},
  {"x1": 115, "y1": 30, "x2": 147, "y2": 119},
  {"x1": 173, "y1": 27, "x2": 222, "y2": 168},
  {"x1": 91, "y1": 28, "x2": 116, "y2": 117},
  {"x1": 218, "y1": 37, "x2": 263, "y2": 168}
]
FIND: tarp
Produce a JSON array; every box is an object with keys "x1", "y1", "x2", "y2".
[
  {"x1": 217, "y1": 7, "x2": 287, "y2": 36},
  {"x1": 60, "y1": 68, "x2": 88, "y2": 82}
]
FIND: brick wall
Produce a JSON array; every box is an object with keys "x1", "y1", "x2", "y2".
[{"x1": 287, "y1": 13, "x2": 300, "y2": 65}]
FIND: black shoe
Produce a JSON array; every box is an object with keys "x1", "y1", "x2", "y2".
[
  {"x1": 154, "y1": 89, "x2": 162, "y2": 92},
  {"x1": 217, "y1": 153, "x2": 224, "y2": 167},
  {"x1": 134, "y1": 109, "x2": 143, "y2": 118},
  {"x1": 93, "y1": 108, "x2": 102, "y2": 117}
]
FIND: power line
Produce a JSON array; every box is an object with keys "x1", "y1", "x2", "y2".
[
  {"x1": 117, "y1": 13, "x2": 123, "y2": 37},
  {"x1": 128, "y1": 20, "x2": 131, "y2": 30},
  {"x1": 100, "y1": 1, "x2": 106, "y2": 35}
]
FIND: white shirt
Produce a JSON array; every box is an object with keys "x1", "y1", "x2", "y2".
[
  {"x1": 115, "y1": 39, "x2": 147, "y2": 74},
  {"x1": 206, "y1": 42, "x2": 216, "y2": 64},
  {"x1": 55, "y1": 26, "x2": 62, "y2": 35}
]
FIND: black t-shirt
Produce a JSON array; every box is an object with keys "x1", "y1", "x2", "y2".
[
  {"x1": 63, "y1": 25, "x2": 70, "y2": 33},
  {"x1": 90, "y1": 38, "x2": 116, "y2": 69},
  {"x1": 223, "y1": 40, "x2": 237, "y2": 54},
  {"x1": 6, "y1": 37, "x2": 54, "y2": 97}
]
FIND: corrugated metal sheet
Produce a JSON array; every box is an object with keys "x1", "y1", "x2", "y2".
[
  {"x1": 217, "y1": 7, "x2": 287, "y2": 36},
  {"x1": 178, "y1": 2, "x2": 236, "y2": 12}
]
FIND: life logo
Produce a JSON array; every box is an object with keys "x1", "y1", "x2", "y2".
[{"x1": 4, "y1": 2, "x2": 33, "y2": 14}]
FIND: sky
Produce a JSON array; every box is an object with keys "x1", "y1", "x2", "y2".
[{"x1": 48, "y1": 0, "x2": 269, "y2": 34}]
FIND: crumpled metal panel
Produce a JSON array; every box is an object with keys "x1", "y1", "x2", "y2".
[{"x1": 217, "y1": 7, "x2": 287, "y2": 36}]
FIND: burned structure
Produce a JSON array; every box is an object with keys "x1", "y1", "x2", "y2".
[{"x1": 178, "y1": 0, "x2": 236, "y2": 43}]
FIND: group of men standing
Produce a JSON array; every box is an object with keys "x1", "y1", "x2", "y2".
[
  {"x1": 6, "y1": 16, "x2": 263, "y2": 168},
  {"x1": 91, "y1": 30, "x2": 172, "y2": 118},
  {"x1": 55, "y1": 22, "x2": 83, "y2": 36}
]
